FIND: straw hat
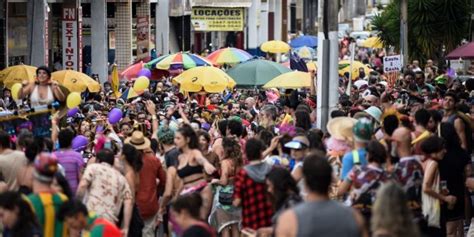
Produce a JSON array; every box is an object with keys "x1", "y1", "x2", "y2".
[
  {"x1": 124, "y1": 131, "x2": 151, "y2": 150},
  {"x1": 326, "y1": 117, "x2": 357, "y2": 142}
]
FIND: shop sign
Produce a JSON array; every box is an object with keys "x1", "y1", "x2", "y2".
[
  {"x1": 62, "y1": 7, "x2": 81, "y2": 71},
  {"x1": 191, "y1": 7, "x2": 244, "y2": 31}
]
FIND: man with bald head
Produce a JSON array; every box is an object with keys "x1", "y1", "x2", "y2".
[{"x1": 391, "y1": 127, "x2": 425, "y2": 231}]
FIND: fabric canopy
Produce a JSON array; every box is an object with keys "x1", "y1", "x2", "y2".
[{"x1": 446, "y1": 42, "x2": 474, "y2": 59}]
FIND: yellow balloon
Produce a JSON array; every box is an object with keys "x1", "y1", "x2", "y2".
[
  {"x1": 66, "y1": 92, "x2": 81, "y2": 108},
  {"x1": 11, "y1": 83, "x2": 22, "y2": 100},
  {"x1": 133, "y1": 76, "x2": 150, "y2": 92}
]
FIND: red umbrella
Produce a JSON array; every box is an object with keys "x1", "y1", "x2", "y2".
[
  {"x1": 120, "y1": 61, "x2": 144, "y2": 79},
  {"x1": 446, "y1": 42, "x2": 474, "y2": 59}
]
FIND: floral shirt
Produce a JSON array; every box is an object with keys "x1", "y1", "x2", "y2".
[
  {"x1": 82, "y1": 163, "x2": 132, "y2": 223},
  {"x1": 345, "y1": 165, "x2": 388, "y2": 208}
]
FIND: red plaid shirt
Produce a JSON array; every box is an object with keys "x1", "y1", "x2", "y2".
[{"x1": 233, "y1": 168, "x2": 273, "y2": 230}]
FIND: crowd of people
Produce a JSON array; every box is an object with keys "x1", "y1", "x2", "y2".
[{"x1": 0, "y1": 53, "x2": 472, "y2": 237}]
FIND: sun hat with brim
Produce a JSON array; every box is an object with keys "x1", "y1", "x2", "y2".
[
  {"x1": 124, "y1": 131, "x2": 151, "y2": 150},
  {"x1": 34, "y1": 153, "x2": 59, "y2": 183},
  {"x1": 326, "y1": 117, "x2": 357, "y2": 142},
  {"x1": 364, "y1": 106, "x2": 382, "y2": 123},
  {"x1": 284, "y1": 136, "x2": 310, "y2": 150},
  {"x1": 353, "y1": 118, "x2": 374, "y2": 143}
]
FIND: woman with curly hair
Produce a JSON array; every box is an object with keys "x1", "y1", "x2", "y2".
[
  {"x1": 371, "y1": 182, "x2": 421, "y2": 237},
  {"x1": 209, "y1": 137, "x2": 243, "y2": 237}
]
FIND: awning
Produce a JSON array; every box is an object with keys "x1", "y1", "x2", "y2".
[{"x1": 192, "y1": 0, "x2": 252, "y2": 8}]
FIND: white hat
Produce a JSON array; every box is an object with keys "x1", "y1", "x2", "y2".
[{"x1": 364, "y1": 106, "x2": 382, "y2": 123}]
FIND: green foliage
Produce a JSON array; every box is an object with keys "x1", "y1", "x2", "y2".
[{"x1": 372, "y1": 0, "x2": 471, "y2": 62}]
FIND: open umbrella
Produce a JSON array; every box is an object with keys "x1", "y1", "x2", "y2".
[
  {"x1": 263, "y1": 71, "x2": 312, "y2": 89},
  {"x1": 361, "y1": 37, "x2": 383, "y2": 49},
  {"x1": 446, "y1": 42, "x2": 474, "y2": 59},
  {"x1": 206, "y1": 47, "x2": 253, "y2": 65},
  {"x1": 120, "y1": 87, "x2": 139, "y2": 100},
  {"x1": 52, "y1": 70, "x2": 101, "y2": 93},
  {"x1": 261, "y1": 40, "x2": 291, "y2": 54},
  {"x1": 145, "y1": 52, "x2": 212, "y2": 70},
  {"x1": 293, "y1": 46, "x2": 316, "y2": 59},
  {"x1": 339, "y1": 60, "x2": 371, "y2": 80},
  {"x1": 173, "y1": 66, "x2": 236, "y2": 93},
  {"x1": 289, "y1": 35, "x2": 318, "y2": 48},
  {"x1": 0, "y1": 65, "x2": 37, "y2": 89},
  {"x1": 120, "y1": 61, "x2": 144, "y2": 79},
  {"x1": 227, "y1": 59, "x2": 292, "y2": 87},
  {"x1": 306, "y1": 61, "x2": 318, "y2": 72}
]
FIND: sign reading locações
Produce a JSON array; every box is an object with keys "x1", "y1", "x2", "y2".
[{"x1": 191, "y1": 7, "x2": 244, "y2": 31}]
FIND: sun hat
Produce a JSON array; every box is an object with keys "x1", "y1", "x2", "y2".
[
  {"x1": 353, "y1": 117, "x2": 374, "y2": 143},
  {"x1": 124, "y1": 131, "x2": 151, "y2": 150},
  {"x1": 284, "y1": 136, "x2": 310, "y2": 150},
  {"x1": 364, "y1": 106, "x2": 382, "y2": 123},
  {"x1": 34, "y1": 153, "x2": 58, "y2": 183},
  {"x1": 326, "y1": 117, "x2": 357, "y2": 142}
]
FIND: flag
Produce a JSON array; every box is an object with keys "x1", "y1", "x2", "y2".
[{"x1": 111, "y1": 64, "x2": 121, "y2": 97}]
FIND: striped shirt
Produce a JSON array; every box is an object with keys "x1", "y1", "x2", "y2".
[{"x1": 27, "y1": 192, "x2": 69, "y2": 237}]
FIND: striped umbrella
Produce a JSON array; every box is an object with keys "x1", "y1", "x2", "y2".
[
  {"x1": 145, "y1": 52, "x2": 212, "y2": 71},
  {"x1": 206, "y1": 47, "x2": 253, "y2": 65}
]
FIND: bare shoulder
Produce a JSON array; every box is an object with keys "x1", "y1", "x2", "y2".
[{"x1": 275, "y1": 209, "x2": 297, "y2": 237}]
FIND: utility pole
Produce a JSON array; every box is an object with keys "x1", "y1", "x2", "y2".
[
  {"x1": 316, "y1": 0, "x2": 338, "y2": 131},
  {"x1": 400, "y1": 0, "x2": 408, "y2": 66}
]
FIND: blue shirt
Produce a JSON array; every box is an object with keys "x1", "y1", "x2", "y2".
[{"x1": 340, "y1": 148, "x2": 368, "y2": 180}]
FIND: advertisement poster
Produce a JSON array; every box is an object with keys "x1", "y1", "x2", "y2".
[
  {"x1": 191, "y1": 7, "x2": 244, "y2": 31},
  {"x1": 136, "y1": 16, "x2": 150, "y2": 61}
]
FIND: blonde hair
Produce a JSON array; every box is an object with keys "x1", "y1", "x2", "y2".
[{"x1": 371, "y1": 182, "x2": 421, "y2": 237}]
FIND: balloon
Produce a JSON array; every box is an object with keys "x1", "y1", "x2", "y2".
[
  {"x1": 72, "y1": 135, "x2": 88, "y2": 152},
  {"x1": 67, "y1": 107, "x2": 79, "y2": 117},
  {"x1": 11, "y1": 83, "x2": 22, "y2": 100},
  {"x1": 66, "y1": 92, "x2": 81, "y2": 108},
  {"x1": 137, "y1": 68, "x2": 152, "y2": 78},
  {"x1": 133, "y1": 76, "x2": 150, "y2": 92},
  {"x1": 108, "y1": 108, "x2": 123, "y2": 124}
]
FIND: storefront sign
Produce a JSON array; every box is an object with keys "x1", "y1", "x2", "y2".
[
  {"x1": 136, "y1": 16, "x2": 150, "y2": 61},
  {"x1": 62, "y1": 7, "x2": 81, "y2": 71},
  {"x1": 44, "y1": 5, "x2": 49, "y2": 66},
  {"x1": 191, "y1": 7, "x2": 244, "y2": 31}
]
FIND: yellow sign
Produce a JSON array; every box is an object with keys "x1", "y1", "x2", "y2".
[{"x1": 191, "y1": 7, "x2": 244, "y2": 31}]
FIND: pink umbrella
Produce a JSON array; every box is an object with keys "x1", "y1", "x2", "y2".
[
  {"x1": 120, "y1": 61, "x2": 144, "y2": 79},
  {"x1": 446, "y1": 42, "x2": 474, "y2": 59}
]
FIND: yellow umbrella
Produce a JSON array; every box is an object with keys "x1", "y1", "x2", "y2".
[
  {"x1": 173, "y1": 66, "x2": 236, "y2": 93},
  {"x1": 361, "y1": 37, "x2": 383, "y2": 49},
  {"x1": 0, "y1": 65, "x2": 37, "y2": 89},
  {"x1": 263, "y1": 71, "x2": 312, "y2": 89},
  {"x1": 306, "y1": 61, "x2": 318, "y2": 72},
  {"x1": 52, "y1": 70, "x2": 101, "y2": 93},
  {"x1": 339, "y1": 60, "x2": 371, "y2": 80},
  {"x1": 260, "y1": 40, "x2": 291, "y2": 53}
]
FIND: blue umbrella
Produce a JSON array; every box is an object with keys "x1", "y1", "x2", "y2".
[{"x1": 289, "y1": 36, "x2": 318, "y2": 48}]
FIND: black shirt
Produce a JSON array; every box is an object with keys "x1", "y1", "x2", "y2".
[
  {"x1": 165, "y1": 147, "x2": 180, "y2": 168},
  {"x1": 438, "y1": 147, "x2": 470, "y2": 219}
]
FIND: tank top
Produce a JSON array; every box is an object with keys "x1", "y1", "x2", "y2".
[
  {"x1": 293, "y1": 200, "x2": 361, "y2": 237},
  {"x1": 30, "y1": 85, "x2": 54, "y2": 107}
]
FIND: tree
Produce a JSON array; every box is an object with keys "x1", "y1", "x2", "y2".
[{"x1": 372, "y1": 0, "x2": 471, "y2": 62}]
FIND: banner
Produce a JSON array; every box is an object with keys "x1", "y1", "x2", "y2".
[
  {"x1": 0, "y1": 112, "x2": 52, "y2": 138},
  {"x1": 62, "y1": 7, "x2": 81, "y2": 71},
  {"x1": 136, "y1": 17, "x2": 150, "y2": 61},
  {"x1": 383, "y1": 55, "x2": 402, "y2": 73},
  {"x1": 191, "y1": 7, "x2": 244, "y2": 31}
]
